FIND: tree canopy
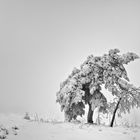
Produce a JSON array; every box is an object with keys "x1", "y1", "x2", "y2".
[{"x1": 56, "y1": 49, "x2": 140, "y2": 125}]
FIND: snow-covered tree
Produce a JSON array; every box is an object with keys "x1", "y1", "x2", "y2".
[
  {"x1": 109, "y1": 79, "x2": 140, "y2": 127},
  {"x1": 101, "y1": 49, "x2": 140, "y2": 127},
  {"x1": 56, "y1": 49, "x2": 139, "y2": 125}
]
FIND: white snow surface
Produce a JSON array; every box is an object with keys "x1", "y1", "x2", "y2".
[{"x1": 0, "y1": 114, "x2": 140, "y2": 140}]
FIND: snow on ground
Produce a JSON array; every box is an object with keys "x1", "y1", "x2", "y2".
[{"x1": 0, "y1": 114, "x2": 140, "y2": 140}]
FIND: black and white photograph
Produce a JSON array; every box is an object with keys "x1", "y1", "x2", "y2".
[{"x1": 0, "y1": 0, "x2": 140, "y2": 139}]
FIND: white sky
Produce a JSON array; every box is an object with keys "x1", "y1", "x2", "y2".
[{"x1": 0, "y1": 0, "x2": 140, "y2": 122}]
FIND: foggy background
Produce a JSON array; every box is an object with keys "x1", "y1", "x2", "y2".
[{"x1": 0, "y1": 0, "x2": 140, "y2": 122}]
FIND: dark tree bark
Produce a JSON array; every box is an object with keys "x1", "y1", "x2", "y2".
[
  {"x1": 87, "y1": 103, "x2": 94, "y2": 123},
  {"x1": 110, "y1": 98, "x2": 121, "y2": 127}
]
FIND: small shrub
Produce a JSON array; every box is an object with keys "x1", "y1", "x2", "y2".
[
  {"x1": 24, "y1": 112, "x2": 30, "y2": 120},
  {"x1": 12, "y1": 126, "x2": 19, "y2": 130},
  {"x1": 0, "y1": 135, "x2": 6, "y2": 139}
]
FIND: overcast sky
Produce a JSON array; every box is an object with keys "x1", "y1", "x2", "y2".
[{"x1": 0, "y1": 0, "x2": 140, "y2": 121}]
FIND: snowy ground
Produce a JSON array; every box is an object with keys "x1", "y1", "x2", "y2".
[{"x1": 0, "y1": 114, "x2": 140, "y2": 140}]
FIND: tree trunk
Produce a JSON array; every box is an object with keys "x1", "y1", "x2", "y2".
[
  {"x1": 87, "y1": 103, "x2": 94, "y2": 123},
  {"x1": 110, "y1": 98, "x2": 121, "y2": 127},
  {"x1": 96, "y1": 112, "x2": 101, "y2": 125}
]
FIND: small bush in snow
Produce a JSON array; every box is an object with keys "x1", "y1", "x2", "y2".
[{"x1": 24, "y1": 112, "x2": 30, "y2": 120}]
